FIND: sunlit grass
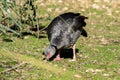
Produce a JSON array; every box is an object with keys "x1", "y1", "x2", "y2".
[{"x1": 0, "y1": 0, "x2": 120, "y2": 80}]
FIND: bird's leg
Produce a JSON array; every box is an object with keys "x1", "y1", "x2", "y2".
[
  {"x1": 69, "y1": 44, "x2": 76, "y2": 62},
  {"x1": 54, "y1": 49, "x2": 62, "y2": 61}
]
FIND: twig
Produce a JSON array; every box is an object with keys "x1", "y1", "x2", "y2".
[{"x1": 0, "y1": 62, "x2": 27, "y2": 74}]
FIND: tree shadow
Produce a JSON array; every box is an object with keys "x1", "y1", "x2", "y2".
[
  {"x1": 21, "y1": 25, "x2": 47, "y2": 38},
  {"x1": 21, "y1": 32, "x2": 47, "y2": 39},
  {"x1": 2, "y1": 39, "x2": 13, "y2": 42},
  {"x1": 9, "y1": 24, "x2": 47, "y2": 39}
]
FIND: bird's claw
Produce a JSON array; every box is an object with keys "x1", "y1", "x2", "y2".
[
  {"x1": 69, "y1": 59, "x2": 76, "y2": 62},
  {"x1": 53, "y1": 57, "x2": 63, "y2": 61}
]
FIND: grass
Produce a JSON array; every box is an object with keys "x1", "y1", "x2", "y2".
[
  {"x1": 0, "y1": 49, "x2": 80, "y2": 80},
  {"x1": 0, "y1": 0, "x2": 120, "y2": 80}
]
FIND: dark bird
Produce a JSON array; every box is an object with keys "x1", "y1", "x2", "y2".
[{"x1": 44, "y1": 12, "x2": 88, "y2": 61}]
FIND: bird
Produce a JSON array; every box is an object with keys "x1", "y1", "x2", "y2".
[{"x1": 44, "y1": 12, "x2": 88, "y2": 61}]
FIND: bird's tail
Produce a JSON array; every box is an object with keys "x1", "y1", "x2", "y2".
[{"x1": 81, "y1": 29, "x2": 88, "y2": 37}]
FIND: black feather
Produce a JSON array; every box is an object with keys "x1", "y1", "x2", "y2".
[
  {"x1": 81, "y1": 29, "x2": 88, "y2": 37},
  {"x1": 44, "y1": 12, "x2": 88, "y2": 59}
]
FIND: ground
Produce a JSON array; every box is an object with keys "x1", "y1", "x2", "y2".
[{"x1": 0, "y1": 0, "x2": 120, "y2": 80}]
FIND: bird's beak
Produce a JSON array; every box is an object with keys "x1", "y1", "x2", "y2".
[{"x1": 46, "y1": 53, "x2": 50, "y2": 60}]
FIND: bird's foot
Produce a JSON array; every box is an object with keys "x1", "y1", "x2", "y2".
[
  {"x1": 53, "y1": 57, "x2": 63, "y2": 61},
  {"x1": 69, "y1": 58, "x2": 76, "y2": 62},
  {"x1": 53, "y1": 53, "x2": 62, "y2": 61}
]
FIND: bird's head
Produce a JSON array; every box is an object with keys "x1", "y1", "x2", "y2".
[{"x1": 43, "y1": 45, "x2": 56, "y2": 60}]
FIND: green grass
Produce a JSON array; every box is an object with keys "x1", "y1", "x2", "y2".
[
  {"x1": 0, "y1": 49, "x2": 81, "y2": 80},
  {"x1": 0, "y1": 0, "x2": 120, "y2": 80}
]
